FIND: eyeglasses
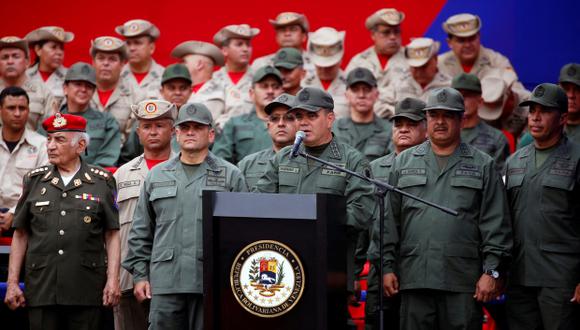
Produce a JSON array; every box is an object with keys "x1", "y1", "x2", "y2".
[{"x1": 268, "y1": 113, "x2": 296, "y2": 123}]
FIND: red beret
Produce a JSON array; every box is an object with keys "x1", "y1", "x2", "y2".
[{"x1": 42, "y1": 113, "x2": 87, "y2": 133}]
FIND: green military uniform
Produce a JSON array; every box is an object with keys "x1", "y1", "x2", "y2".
[
  {"x1": 560, "y1": 63, "x2": 580, "y2": 145},
  {"x1": 461, "y1": 121, "x2": 510, "y2": 173},
  {"x1": 333, "y1": 116, "x2": 392, "y2": 162},
  {"x1": 382, "y1": 88, "x2": 512, "y2": 330},
  {"x1": 238, "y1": 148, "x2": 275, "y2": 190},
  {"x1": 505, "y1": 83, "x2": 580, "y2": 330}
]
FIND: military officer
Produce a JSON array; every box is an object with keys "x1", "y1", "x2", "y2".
[
  {"x1": 4, "y1": 113, "x2": 121, "y2": 330},
  {"x1": 116, "y1": 19, "x2": 165, "y2": 100},
  {"x1": 505, "y1": 83, "x2": 580, "y2": 330},
  {"x1": 346, "y1": 8, "x2": 409, "y2": 118},
  {"x1": 0, "y1": 36, "x2": 56, "y2": 131},
  {"x1": 365, "y1": 97, "x2": 427, "y2": 330},
  {"x1": 212, "y1": 65, "x2": 283, "y2": 163},
  {"x1": 334, "y1": 67, "x2": 392, "y2": 162},
  {"x1": 272, "y1": 47, "x2": 306, "y2": 95},
  {"x1": 559, "y1": 63, "x2": 580, "y2": 144},
  {"x1": 452, "y1": 73, "x2": 510, "y2": 173},
  {"x1": 90, "y1": 36, "x2": 145, "y2": 142},
  {"x1": 210, "y1": 24, "x2": 260, "y2": 125},
  {"x1": 25, "y1": 26, "x2": 74, "y2": 104},
  {"x1": 123, "y1": 103, "x2": 247, "y2": 330},
  {"x1": 302, "y1": 27, "x2": 349, "y2": 118},
  {"x1": 171, "y1": 40, "x2": 225, "y2": 120},
  {"x1": 0, "y1": 87, "x2": 48, "y2": 238},
  {"x1": 380, "y1": 87, "x2": 512, "y2": 330},
  {"x1": 238, "y1": 93, "x2": 298, "y2": 189},
  {"x1": 379, "y1": 38, "x2": 451, "y2": 116},
  {"x1": 251, "y1": 11, "x2": 313, "y2": 73},
  {"x1": 113, "y1": 100, "x2": 176, "y2": 330}
]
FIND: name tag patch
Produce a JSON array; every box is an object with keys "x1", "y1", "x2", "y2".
[
  {"x1": 507, "y1": 168, "x2": 525, "y2": 175},
  {"x1": 400, "y1": 168, "x2": 426, "y2": 176},
  {"x1": 321, "y1": 163, "x2": 346, "y2": 177},
  {"x1": 549, "y1": 160, "x2": 575, "y2": 177},
  {"x1": 152, "y1": 180, "x2": 176, "y2": 188},
  {"x1": 206, "y1": 167, "x2": 227, "y2": 187},
  {"x1": 455, "y1": 164, "x2": 482, "y2": 178},
  {"x1": 279, "y1": 166, "x2": 300, "y2": 174},
  {"x1": 119, "y1": 180, "x2": 140, "y2": 189}
]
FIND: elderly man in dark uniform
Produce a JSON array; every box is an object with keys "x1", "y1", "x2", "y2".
[{"x1": 4, "y1": 113, "x2": 121, "y2": 330}]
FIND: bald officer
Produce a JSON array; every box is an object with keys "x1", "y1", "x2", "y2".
[
  {"x1": 116, "y1": 19, "x2": 164, "y2": 100},
  {"x1": 0, "y1": 36, "x2": 56, "y2": 130},
  {"x1": 25, "y1": 26, "x2": 74, "y2": 104}
]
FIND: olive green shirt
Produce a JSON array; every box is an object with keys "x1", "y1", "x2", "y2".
[
  {"x1": 566, "y1": 124, "x2": 580, "y2": 145},
  {"x1": 122, "y1": 152, "x2": 247, "y2": 294},
  {"x1": 505, "y1": 137, "x2": 580, "y2": 287},
  {"x1": 461, "y1": 121, "x2": 510, "y2": 173},
  {"x1": 212, "y1": 108, "x2": 272, "y2": 164},
  {"x1": 383, "y1": 141, "x2": 513, "y2": 293},
  {"x1": 333, "y1": 116, "x2": 392, "y2": 162},
  {"x1": 237, "y1": 148, "x2": 276, "y2": 190},
  {"x1": 13, "y1": 161, "x2": 119, "y2": 306}
]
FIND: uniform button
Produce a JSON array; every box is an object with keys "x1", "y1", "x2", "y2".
[
  {"x1": 62, "y1": 192, "x2": 67, "y2": 198},
  {"x1": 60, "y1": 210, "x2": 66, "y2": 216},
  {"x1": 58, "y1": 249, "x2": 64, "y2": 255},
  {"x1": 59, "y1": 230, "x2": 64, "y2": 236}
]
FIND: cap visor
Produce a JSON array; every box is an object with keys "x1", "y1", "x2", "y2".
[
  {"x1": 265, "y1": 101, "x2": 290, "y2": 115},
  {"x1": 519, "y1": 97, "x2": 559, "y2": 109},
  {"x1": 407, "y1": 58, "x2": 429, "y2": 68},
  {"x1": 348, "y1": 78, "x2": 376, "y2": 88},
  {"x1": 422, "y1": 105, "x2": 464, "y2": 112},
  {"x1": 274, "y1": 62, "x2": 300, "y2": 69},
  {"x1": 390, "y1": 113, "x2": 425, "y2": 122},
  {"x1": 174, "y1": 119, "x2": 211, "y2": 127},
  {"x1": 312, "y1": 52, "x2": 343, "y2": 67},
  {"x1": 290, "y1": 104, "x2": 321, "y2": 112}
]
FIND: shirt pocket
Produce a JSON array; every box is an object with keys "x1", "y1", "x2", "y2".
[
  {"x1": 316, "y1": 174, "x2": 346, "y2": 195},
  {"x1": 149, "y1": 185, "x2": 178, "y2": 222},
  {"x1": 444, "y1": 242, "x2": 480, "y2": 287},
  {"x1": 540, "y1": 176, "x2": 576, "y2": 220},
  {"x1": 279, "y1": 172, "x2": 300, "y2": 193},
  {"x1": 449, "y1": 176, "x2": 483, "y2": 211},
  {"x1": 116, "y1": 185, "x2": 141, "y2": 225},
  {"x1": 150, "y1": 247, "x2": 175, "y2": 288}
]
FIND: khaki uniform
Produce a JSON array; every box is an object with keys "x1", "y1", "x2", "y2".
[
  {"x1": 208, "y1": 66, "x2": 254, "y2": 126},
  {"x1": 12, "y1": 162, "x2": 119, "y2": 307},
  {"x1": 0, "y1": 129, "x2": 48, "y2": 213},
  {"x1": 378, "y1": 72, "x2": 451, "y2": 116},
  {"x1": 90, "y1": 80, "x2": 145, "y2": 142},
  {"x1": 26, "y1": 63, "x2": 67, "y2": 104},
  {"x1": 252, "y1": 50, "x2": 314, "y2": 73},
  {"x1": 121, "y1": 60, "x2": 164, "y2": 100},
  {"x1": 333, "y1": 116, "x2": 392, "y2": 161},
  {"x1": 301, "y1": 70, "x2": 349, "y2": 118},
  {"x1": 187, "y1": 79, "x2": 226, "y2": 127},
  {"x1": 237, "y1": 148, "x2": 275, "y2": 190},
  {"x1": 0, "y1": 77, "x2": 57, "y2": 131},
  {"x1": 461, "y1": 121, "x2": 510, "y2": 173}
]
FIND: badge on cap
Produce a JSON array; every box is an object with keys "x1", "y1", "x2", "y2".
[
  {"x1": 278, "y1": 50, "x2": 287, "y2": 59},
  {"x1": 278, "y1": 95, "x2": 288, "y2": 102},
  {"x1": 299, "y1": 90, "x2": 310, "y2": 102},
  {"x1": 401, "y1": 99, "x2": 411, "y2": 109},
  {"x1": 438, "y1": 90, "x2": 448, "y2": 103},
  {"x1": 52, "y1": 28, "x2": 65, "y2": 41},
  {"x1": 53, "y1": 113, "x2": 67, "y2": 128},
  {"x1": 129, "y1": 22, "x2": 140, "y2": 33},
  {"x1": 84, "y1": 216, "x2": 92, "y2": 224},
  {"x1": 186, "y1": 104, "x2": 197, "y2": 116},
  {"x1": 145, "y1": 102, "x2": 158, "y2": 114},
  {"x1": 568, "y1": 66, "x2": 577, "y2": 77},
  {"x1": 535, "y1": 86, "x2": 545, "y2": 97},
  {"x1": 354, "y1": 69, "x2": 364, "y2": 78}
]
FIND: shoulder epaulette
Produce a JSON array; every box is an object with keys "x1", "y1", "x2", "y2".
[
  {"x1": 28, "y1": 166, "x2": 50, "y2": 177},
  {"x1": 89, "y1": 166, "x2": 111, "y2": 179}
]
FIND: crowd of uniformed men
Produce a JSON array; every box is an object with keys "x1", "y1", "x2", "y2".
[{"x1": 0, "y1": 7, "x2": 579, "y2": 330}]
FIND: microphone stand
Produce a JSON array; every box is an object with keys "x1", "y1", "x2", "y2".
[{"x1": 296, "y1": 150, "x2": 458, "y2": 330}]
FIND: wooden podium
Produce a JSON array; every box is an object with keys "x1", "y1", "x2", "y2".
[{"x1": 202, "y1": 191, "x2": 349, "y2": 329}]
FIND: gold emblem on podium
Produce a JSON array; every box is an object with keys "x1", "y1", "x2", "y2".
[{"x1": 230, "y1": 240, "x2": 305, "y2": 318}]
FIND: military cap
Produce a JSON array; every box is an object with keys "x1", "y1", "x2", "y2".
[
  {"x1": 265, "y1": 93, "x2": 296, "y2": 115},
  {"x1": 25, "y1": 26, "x2": 74, "y2": 45},
  {"x1": 162, "y1": 64, "x2": 192, "y2": 85},
  {"x1": 65, "y1": 62, "x2": 97, "y2": 86},
  {"x1": 0, "y1": 36, "x2": 29, "y2": 57},
  {"x1": 213, "y1": 24, "x2": 260, "y2": 46},
  {"x1": 269, "y1": 12, "x2": 309, "y2": 31},
  {"x1": 443, "y1": 13, "x2": 482, "y2": 37},
  {"x1": 391, "y1": 97, "x2": 426, "y2": 122},
  {"x1": 273, "y1": 47, "x2": 304, "y2": 69},
  {"x1": 175, "y1": 102, "x2": 214, "y2": 127},
  {"x1": 479, "y1": 73, "x2": 508, "y2": 120},
  {"x1": 291, "y1": 87, "x2": 334, "y2": 112},
  {"x1": 115, "y1": 19, "x2": 160, "y2": 40},
  {"x1": 559, "y1": 63, "x2": 580, "y2": 87},
  {"x1": 423, "y1": 87, "x2": 465, "y2": 112},
  {"x1": 452, "y1": 73, "x2": 481, "y2": 93},
  {"x1": 347, "y1": 67, "x2": 377, "y2": 87},
  {"x1": 42, "y1": 113, "x2": 87, "y2": 133},
  {"x1": 365, "y1": 8, "x2": 405, "y2": 30},
  {"x1": 308, "y1": 27, "x2": 345, "y2": 68},
  {"x1": 131, "y1": 99, "x2": 177, "y2": 121},
  {"x1": 171, "y1": 40, "x2": 225, "y2": 66},
  {"x1": 90, "y1": 36, "x2": 128, "y2": 59},
  {"x1": 520, "y1": 83, "x2": 568, "y2": 113},
  {"x1": 252, "y1": 65, "x2": 283, "y2": 84},
  {"x1": 405, "y1": 38, "x2": 440, "y2": 67}
]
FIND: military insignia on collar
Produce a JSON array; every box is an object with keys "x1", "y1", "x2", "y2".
[
  {"x1": 53, "y1": 113, "x2": 67, "y2": 128},
  {"x1": 299, "y1": 90, "x2": 310, "y2": 102},
  {"x1": 74, "y1": 179, "x2": 82, "y2": 187},
  {"x1": 534, "y1": 86, "x2": 545, "y2": 97},
  {"x1": 230, "y1": 240, "x2": 305, "y2": 318},
  {"x1": 84, "y1": 173, "x2": 92, "y2": 181},
  {"x1": 51, "y1": 177, "x2": 59, "y2": 185},
  {"x1": 40, "y1": 187, "x2": 46, "y2": 195},
  {"x1": 567, "y1": 66, "x2": 577, "y2": 77},
  {"x1": 437, "y1": 90, "x2": 447, "y2": 103}
]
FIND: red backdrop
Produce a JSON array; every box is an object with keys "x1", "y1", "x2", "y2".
[{"x1": 0, "y1": 0, "x2": 446, "y2": 67}]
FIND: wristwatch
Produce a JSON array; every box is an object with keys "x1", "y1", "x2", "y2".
[{"x1": 484, "y1": 269, "x2": 500, "y2": 279}]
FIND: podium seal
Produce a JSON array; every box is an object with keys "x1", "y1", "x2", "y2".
[{"x1": 230, "y1": 240, "x2": 305, "y2": 318}]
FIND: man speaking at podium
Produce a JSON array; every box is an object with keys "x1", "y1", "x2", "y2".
[{"x1": 254, "y1": 86, "x2": 375, "y2": 323}]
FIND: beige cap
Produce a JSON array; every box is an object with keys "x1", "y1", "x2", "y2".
[
  {"x1": 25, "y1": 26, "x2": 74, "y2": 45},
  {"x1": 269, "y1": 12, "x2": 309, "y2": 31},
  {"x1": 365, "y1": 8, "x2": 405, "y2": 30},
  {"x1": 131, "y1": 99, "x2": 177, "y2": 121},
  {"x1": 478, "y1": 69, "x2": 518, "y2": 121},
  {"x1": 405, "y1": 38, "x2": 440, "y2": 67},
  {"x1": 90, "y1": 36, "x2": 128, "y2": 59},
  {"x1": 171, "y1": 41, "x2": 224, "y2": 66},
  {"x1": 0, "y1": 36, "x2": 29, "y2": 57},
  {"x1": 443, "y1": 13, "x2": 482, "y2": 37},
  {"x1": 213, "y1": 24, "x2": 260, "y2": 46},
  {"x1": 115, "y1": 19, "x2": 160, "y2": 40},
  {"x1": 308, "y1": 27, "x2": 345, "y2": 68}
]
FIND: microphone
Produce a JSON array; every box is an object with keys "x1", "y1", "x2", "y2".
[{"x1": 290, "y1": 131, "x2": 306, "y2": 159}]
